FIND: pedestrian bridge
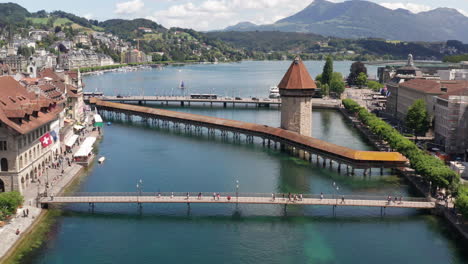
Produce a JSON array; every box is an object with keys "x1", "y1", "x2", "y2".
[
  {"x1": 40, "y1": 193, "x2": 435, "y2": 209},
  {"x1": 91, "y1": 99, "x2": 407, "y2": 172}
]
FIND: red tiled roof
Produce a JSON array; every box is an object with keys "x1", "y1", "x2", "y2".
[
  {"x1": 0, "y1": 76, "x2": 62, "y2": 134},
  {"x1": 437, "y1": 87, "x2": 468, "y2": 100},
  {"x1": 401, "y1": 79, "x2": 468, "y2": 94},
  {"x1": 278, "y1": 57, "x2": 317, "y2": 90}
]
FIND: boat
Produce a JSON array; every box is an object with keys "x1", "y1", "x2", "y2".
[
  {"x1": 107, "y1": 122, "x2": 112, "y2": 126},
  {"x1": 179, "y1": 81, "x2": 185, "y2": 89},
  {"x1": 98, "y1": 157, "x2": 106, "y2": 164},
  {"x1": 269, "y1": 86, "x2": 280, "y2": 99}
]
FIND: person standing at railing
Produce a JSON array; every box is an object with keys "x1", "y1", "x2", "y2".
[{"x1": 320, "y1": 193, "x2": 324, "y2": 200}]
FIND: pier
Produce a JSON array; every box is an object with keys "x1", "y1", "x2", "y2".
[
  {"x1": 85, "y1": 95, "x2": 341, "y2": 109},
  {"x1": 91, "y1": 99, "x2": 407, "y2": 173},
  {"x1": 39, "y1": 193, "x2": 435, "y2": 210}
]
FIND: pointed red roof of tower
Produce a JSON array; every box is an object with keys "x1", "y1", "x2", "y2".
[{"x1": 278, "y1": 57, "x2": 317, "y2": 89}]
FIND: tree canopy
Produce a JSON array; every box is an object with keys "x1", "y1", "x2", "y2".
[
  {"x1": 348, "y1": 61, "x2": 367, "y2": 85},
  {"x1": 405, "y1": 99, "x2": 430, "y2": 137},
  {"x1": 356, "y1": 72, "x2": 368, "y2": 88},
  {"x1": 322, "y1": 56, "x2": 333, "y2": 86}
]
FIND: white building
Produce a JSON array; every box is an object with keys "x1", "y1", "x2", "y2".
[{"x1": 438, "y1": 69, "x2": 468, "y2": 81}]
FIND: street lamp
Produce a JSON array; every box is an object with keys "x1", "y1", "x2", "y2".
[
  {"x1": 332, "y1": 182, "x2": 339, "y2": 204},
  {"x1": 236, "y1": 180, "x2": 239, "y2": 202}
]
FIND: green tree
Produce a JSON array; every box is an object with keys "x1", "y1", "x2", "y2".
[
  {"x1": 367, "y1": 80, "x2": 384, "y2": 92},
  {"x1": 330, "y1": 72, "x2": 345, "y2": 98},
  {"x1": 405, "y1": 99, "x2": 430, "y2": 139},
  {"x1": 322, "y1": 56, "x2": 333, "y2": 86},
  {"x1": 348, "y1": 61, "x2": 367, "y2": 85},
  {"x1": 321, "y1": 83, "x2": 329, "y2": 97},
  {"x1": 356, "y1": 72, "x2": 368, "y2": 88}
]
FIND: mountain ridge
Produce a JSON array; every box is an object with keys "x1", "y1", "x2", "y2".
[{"x1": 222, "y1": 0, "x2": 468, "y2": 42}]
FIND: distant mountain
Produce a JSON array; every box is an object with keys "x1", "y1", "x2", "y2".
[
  {"x1": 0, "y1": 3, "x2": 30, "y2": 26},
  {"x1": 224, "y1": 22, "x2": 257, "y2": 31},
  {"x1": 223, "y1": 0, "x2": 468, "y2": 42}
]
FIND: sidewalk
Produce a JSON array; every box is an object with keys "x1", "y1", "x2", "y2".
[{"x1": 0, "y1": 125, "x2": 101, "y2": 261}]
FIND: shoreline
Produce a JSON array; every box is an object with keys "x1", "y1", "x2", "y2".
[
  {"x1": 338, "y1": 106, "x2": 468, "y2": 241},
  {"x1": 0, "y1": 165, "x2": 87, "y2": 264},
  {"x1": 0, "y1": 131, "x2": 101, "y2": 264}
]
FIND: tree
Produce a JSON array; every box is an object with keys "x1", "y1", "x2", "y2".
[
  {"x1": 367, "y1": 80, "x2": 384, "y2": 92},
  {"x1": 348, "y1": 61, "x2": 367, "y2": 85},
  {"x1": 330, "y1": 72, "x2": 345, "y2": 98},
  {"x1": 356, "y1": 72, "x2": 367, "y2": 88},
  {"x1": 322, "y1": 56, "x2": 333, "y2": 86},
  {"x1": 54, "y1": 26, "x2": 62, "y2": 33},
  {"x1": 405, "y1": 99, "x2": 430, "y2": 139},
  {"x1": 321, "y1": 83, "x2": 329, "y2": 97}
]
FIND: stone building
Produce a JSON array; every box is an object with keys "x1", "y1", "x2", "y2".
[
  {"x1": 0, "y1": 76, "x2": 62, "y2": 193},
  {"x1": 387, "y1": 79, "x2": 468, "y2": 122},
  {"x1": 385, "y1": 54, "x2": 424, "y2": 117},
  {"x1": 279, "y1": 57, "x2": 316, "y2": 137},
  {"x1": 434, "y1": 89, "x2": 468, "y2": 158},
  {"x1": 122, "y1": 49, "x2": 149, "y2": 64}
]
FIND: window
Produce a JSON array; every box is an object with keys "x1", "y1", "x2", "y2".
[
  {"x1": 1, "y1": 158, "x2": 8, "y2": 171},
  {"x1": 0, "y1": 141, "x2": 7, "y2": 151}
]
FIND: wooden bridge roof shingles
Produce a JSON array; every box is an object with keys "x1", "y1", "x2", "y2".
[{"x1": 94, "y1": 99, "x2": 407, "y2": 166}]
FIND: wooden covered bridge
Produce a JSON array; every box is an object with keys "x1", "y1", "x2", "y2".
[{"x1": 91, "y1": 99, "x2": 407, "y2": 175}]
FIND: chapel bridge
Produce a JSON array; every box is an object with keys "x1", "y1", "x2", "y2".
[
  {"x1": 91, "y1": 99, "x2": 407, "y2": 174},
  {"x1": 39, "y1": 192, "x2": 435, "y2": 212}
]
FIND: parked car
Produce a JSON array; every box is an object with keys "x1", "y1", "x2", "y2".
[{"x1": 235, "y1": 97, "x2": 242, "y2": 100}]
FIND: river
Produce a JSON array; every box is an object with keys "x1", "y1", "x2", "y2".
[{"x1": 25, "y1": 61, "x2": 468, "y2": 264}]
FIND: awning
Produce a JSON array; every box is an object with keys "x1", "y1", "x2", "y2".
[
  {"x1": 65, "y1": 134, "x2": 79, "y2": 147},
  {"x1": 94, "y1": 114, "x2": 103, "y2": 127},
  {"x1": 73, "y1": 125, "x2": 85, "y2": 130},
  {"x1": 74, "y1": 137, "x2": 97, "y2": 157}
]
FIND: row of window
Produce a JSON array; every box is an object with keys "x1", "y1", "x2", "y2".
[
  {"x1": 18, "y1": 143, "x2": 45, "y2": 171},
  {"x1": 18, "y1": 125, "x2": 49, "y2": 150}
]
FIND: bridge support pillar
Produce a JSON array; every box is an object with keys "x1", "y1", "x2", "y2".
[
  {"x1": 338, "y1": 163, "x2": 341, "y2": 173},
  {"x1": 322, "y1": 158, "x2": 326, "y2": 168},
  {"x1": 351, "y1": 167, "x2": 355, "y2": 175},
  {"x1": 364, "y1": 168, "x2": 369, "y2": 176},
  {"x1": 181, "y1": 101, "x2": 185, "y2": 107},
  {"x1": 223, "y1": 102, "x2": 227, "y2": 108},
  {"x1": 380, "y1": 167, "x2": 384, "y2": 175},
  {"x1": 329, "y1": 159, "x2": 333, "y2": 169}
]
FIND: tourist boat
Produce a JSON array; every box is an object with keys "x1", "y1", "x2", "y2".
[
  {"x1": 98, "y1": 157, "x2": 106, "y2": 164},
  {"x1": 269, "y1": 86, "x2": 280, "y2": 99}
]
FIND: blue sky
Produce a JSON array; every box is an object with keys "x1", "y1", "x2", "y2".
[{"x1": 3, "y1": 0, "x2": 468, "y2": 30}]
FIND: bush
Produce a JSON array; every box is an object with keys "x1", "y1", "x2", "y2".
[
  {"x1": 456, "y1": 186, "x2": 468, "y2": 218},
  {"x1": 367, "y1": 80, "x2": 384, "y2": 92},
  {"x1": 0, "y1": 191, "x2": 24, "y2": 220}
]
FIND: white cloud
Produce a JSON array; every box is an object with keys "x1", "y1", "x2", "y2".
[
  {"x1": 456, "y1": 8, "x2": 468, "y2": 17},
  {"x1": 150, "y1": 0, "x2": 310, "y2": 30},
  {"x1": 115, "y1": 0, "x2": 145, "y2": 15},
  {"x1": 380, "y1": 2, "x2": 433, "y2": 13},
  {"x1": 83, "y1": 13, "x2": 93, "y2": 20}
]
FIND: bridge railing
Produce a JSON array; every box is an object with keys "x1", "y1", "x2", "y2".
[{"x1": 65, "y1": 192, "x2": 429, "y2": 202}]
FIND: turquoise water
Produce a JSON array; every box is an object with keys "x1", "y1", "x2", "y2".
[{"x1": 26, "y1": 62, "x2": 468, "y2": 264}]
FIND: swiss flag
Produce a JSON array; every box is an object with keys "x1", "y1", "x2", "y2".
[{"x1": 40, "y1": 133, "x2": 54, "y2": 148}]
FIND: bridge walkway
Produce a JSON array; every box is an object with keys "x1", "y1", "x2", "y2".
[{"x1": 40, "y1": 193, "x2": 435, "y2": 209}]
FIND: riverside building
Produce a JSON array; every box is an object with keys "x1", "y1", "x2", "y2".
[{"x1": 0, "y1": 76, "x2": 62, "y2": 193}]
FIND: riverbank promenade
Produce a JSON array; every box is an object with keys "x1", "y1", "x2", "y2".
[{"x1": 40, "y1": 193, "x2": 435, "y2": 209}]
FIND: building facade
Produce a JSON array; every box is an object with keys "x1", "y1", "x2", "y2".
[
  {"x1": 0, "y1": 76, "x2": 62, "y2": 193},
  {"x1": 434, "y1": 92, "x2": 468, "y2": 157}
]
